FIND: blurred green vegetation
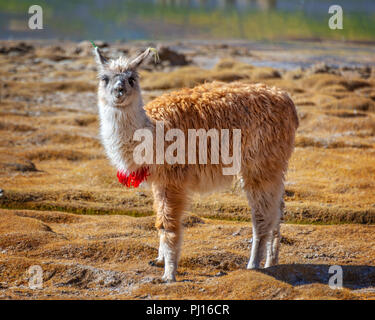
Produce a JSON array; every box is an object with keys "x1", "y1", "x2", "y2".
[{"x1": 1, "y1": 0, "x2": 374, "y2": 41}]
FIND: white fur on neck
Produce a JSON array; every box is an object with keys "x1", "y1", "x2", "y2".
[{"x1": 98, "y1": 94, "x2": 151, "y2": 173}]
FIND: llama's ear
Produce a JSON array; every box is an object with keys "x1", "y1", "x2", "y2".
[
  {"x1": 94, "y1": 47, "x2": 108, "y2": 66},
  {"x1": 129, "y1": 48, "x2": 158, "y2": 69}
]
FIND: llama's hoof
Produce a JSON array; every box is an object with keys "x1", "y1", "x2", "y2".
[
  {"x1": 162, "y1": 275, "x2": 176, "y2": 283},
  {"x1": 149, "y1": 259, "x2": 164, "y2": 267},
  {"x1": 246, "y1": 263, "x2": 259, "y2": 270},
  {"x1": 264, "y1": 261, "x2": 276, "y2": 268},
  {"x1": 264, "y1": 262, "x2": 278, "y2": 268}
]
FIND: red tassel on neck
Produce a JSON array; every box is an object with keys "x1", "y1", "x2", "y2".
[{"x1": 117, "y1": 167, "x2": 150, "y2": 188}]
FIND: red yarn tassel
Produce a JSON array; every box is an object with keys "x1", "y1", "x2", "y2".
[{"x1": 117, "y1": 167, "x2": 150, "y2": 188}]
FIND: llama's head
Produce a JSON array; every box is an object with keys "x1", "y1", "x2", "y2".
[{"x1": 94, "y1": 47, "x2": 154, "y2": 108}]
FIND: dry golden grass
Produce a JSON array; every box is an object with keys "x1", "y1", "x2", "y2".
[
  {"x1": 140, "y1": 59, "x2": 281, "y2": 90},
  {"x1": 0, "y1": 208, "x2": 374, "y2": 299},
  {"x1": 0, "y1": 41, "x2": 374, "y2": 299}
]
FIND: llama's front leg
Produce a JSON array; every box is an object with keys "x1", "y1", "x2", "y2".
[
  {"x1": 156, "y1": 239, "x2": 165, "y2": 265},
  {"x1": 159, "y1": 229, "x2": 181, "y2": 282},
  {"x1": 149, "y1": 239, "x2": 165, "y2": 267},
  {"x1": 153, "y1": 185, "x2": 186, "y2": 283}
]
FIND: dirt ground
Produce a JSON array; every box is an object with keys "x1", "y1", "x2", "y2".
[{"x1": 0, "y1": 40, "x2": 374, "y2": 299}]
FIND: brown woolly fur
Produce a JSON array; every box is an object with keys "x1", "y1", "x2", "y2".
[
  {"x1": 94, "y1": 47, "x2": 299, "y2": 282},
  {"x1": 145, "y1": 81, "x2": 299, "y2": 190},
  {"x1": 153, "y1": 184, "x2": 188, "y2": 233}
]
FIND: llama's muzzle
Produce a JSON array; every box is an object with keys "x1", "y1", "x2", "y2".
[{"x1": 114, "y1": 80, "x2": 126, "y2": 98}]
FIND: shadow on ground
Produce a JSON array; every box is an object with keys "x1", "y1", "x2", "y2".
[{"x1": 260, "y1": 264, "x2": 375, "y2": 289}]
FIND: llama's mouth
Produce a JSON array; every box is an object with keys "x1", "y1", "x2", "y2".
[
  {"x1": 113, "y1": 92, "x2": 126, "y2": 104},
  {"x1": 115, "y1": 88, "x2": 125, "y2": 99}
]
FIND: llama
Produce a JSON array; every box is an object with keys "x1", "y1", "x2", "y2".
[{"x1": 94, "y1": 47, "x2": 299, "y2": 282}]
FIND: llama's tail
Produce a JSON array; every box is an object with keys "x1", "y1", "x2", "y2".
[{"x1": 283, "y1": 91, "x2": 299, "y2": 130}]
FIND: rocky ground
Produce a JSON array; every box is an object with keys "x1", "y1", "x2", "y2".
[{"x1": 0, "y1": 40, "x2": 374, "y2": 299}]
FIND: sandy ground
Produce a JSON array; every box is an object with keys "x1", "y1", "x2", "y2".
[
  {"x1": 1, "y1": 209, "x2": 374, "y2": 299},
  {"x1": 0, "y1": 40, "x2": 374, "y2": 299}
]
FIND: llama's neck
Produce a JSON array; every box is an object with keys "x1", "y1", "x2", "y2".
[{"x1": 98, "y1": 95, "x2": 152, "y2": 172}]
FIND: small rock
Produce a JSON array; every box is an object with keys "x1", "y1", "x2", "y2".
[
  {"x1": 6, "y1": 160, "x2": 40, "y2": 172},
  {"x1": 0, "y1": 42, "x2": 34, "y2": 55},
  {"x1": 0, "y1": 282, "x2": 8, "y2": 289},
  {"x1": 94, "y1": 41, "x2": 109, "y2": 48},
  {"x1": 137, "y1": 192, "x2": 147, "y2": 197},
  {"x1": 215, "y1": 271, "x2": 227, "y2": 277},
  {"x1": 157, "y1": 46, "x2": 189, "y2": 66},
  {"x1": 308, "y1": 62, "x2": 339, "y2": 75}
]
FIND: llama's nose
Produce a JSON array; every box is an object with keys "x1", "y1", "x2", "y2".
[{"x1": 114, "y1": 80, "x2": 126, "y2": 98}]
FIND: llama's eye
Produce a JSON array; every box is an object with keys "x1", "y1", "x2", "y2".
[
  {"x1": 101, "y1": 76, "x2": 109, "y2": 85},
  {"x1": 128, "y1": 77, "x2": 135, "y2": 87}
]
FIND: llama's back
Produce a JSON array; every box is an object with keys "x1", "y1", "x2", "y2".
[
  {"x1": 144, "y1": 81, "x2": 298, "y2": 190},
  {"x1": 145, "y1": 81, "x2": 298, "y2": 132}
]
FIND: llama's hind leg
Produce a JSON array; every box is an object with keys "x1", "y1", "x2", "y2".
[
  {"x1": 152, "y1": 184, "x2": 187, "y2": 283},
  {"x1": 268, "y1": 223, "x2": 281, "y2": 267},
  {"x1": 268, "y1": 197, "x2": 285, "y2": 267},
  {"x1": 245, "y1": 181, "x2": 283, "y2": 269}
]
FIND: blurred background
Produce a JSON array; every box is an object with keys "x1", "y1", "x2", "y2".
[{"x1": 1, "y1": 0, "x2": 375, "y2": 42}]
